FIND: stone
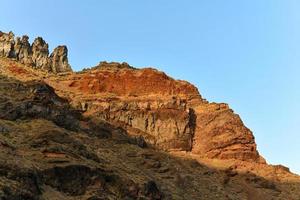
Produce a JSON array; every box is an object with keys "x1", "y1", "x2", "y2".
[
  {"x1": 0, "y1": 31, "x2": 72, "y2": 73},
  {"x1": 13, "y1": 35, "x2": 33, "y2": 66},
  {"x1": 192, "y1": 103, "x2": 263, "y2": 162},
  {"x1": 49, "y1": 46, "x2": 72, "y2": 73},
  {"x1": 103, "y1": 108, "x2": 195, "y2": 151},
  {"x1": 0, "y1": 76, "x2": 80, "y2": 131},
  {"x1": 135, "y1": 135, "x2": 147, "y2": 148},
  {"x1": 143, "y1": 180, "x2": 163, "y2": 199},
  {"x1": 274, "y1": 164, "x2": 290, "y2": 173},
  {"x1": 45, "y1": 64, "x2": 264, "y2": 163},
  {"x1": 0, "y1": 34, "x2": 300, "y2": 199},
  {"x1": 0, "y1": 31, "x2": 14, "y2": 57},
  {"x1": 0, "y1": 125, "x2": 9, "y2": 133},
  {"x1": 31, "y1": 37, "x2": 50, "y2": 70},
  {"x1": 95, "y1": 61, "x2": 133, "y2": 69}
]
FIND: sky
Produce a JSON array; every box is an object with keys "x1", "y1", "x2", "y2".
[{"x1": 1, "y1": 0, "x2": 299, "y2": 174}]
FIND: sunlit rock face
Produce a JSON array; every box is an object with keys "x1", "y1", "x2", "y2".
[
  {"x1": 49, "y1": 45, "x2": 72, "y2": 73},
  {"x1": 1, "y1": 30, "x2": 299, "y2": 200},
  {"x1": 0, "y1": 31, "x2": 72, "y2": 73},
  {"x1": 0, "y1": 31, "x2": 14, "y2": 57},
  {"x1": 31, "y1": 37, "x2": 50, "y2": 70},
  {"x1": 44, "y1": 62, "x2": 264, "y2": 163},
  {"x1": 0, "y1": 30, "x2": 263, "y2": 163}
]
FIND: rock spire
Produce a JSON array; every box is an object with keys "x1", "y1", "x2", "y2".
[{"x1": 0, "y1": 31, "x2": 72, "y2": 73}]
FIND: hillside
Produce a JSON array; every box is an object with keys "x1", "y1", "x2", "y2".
[{"x1": 0, "y1": 31, "x2": 300, "y2": 200}]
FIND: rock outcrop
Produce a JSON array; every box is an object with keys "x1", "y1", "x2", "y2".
[
  {"x1": 0, "y1": 31, "x2": 71, "y2": 73},
  {"x1": 97, "y1": 99, "x2": 196, "y2": 151},
  {"x1": 49, "y1": 46, "x2": 71, "y2": 73},
  {"x1": 192, "y1": 103, "x2": 264, "y2": 162},
  {"x1": 0, "y1": 29, "x2": 263, "y2": 162},
  {"x1": 1, "y1": 66, "x2": 299, "y2": 200},
  {"x1": 0, "y1": 31, "x2": 300, "y2": 199},
  {"x1": 0, "y1": 31, "x2": 14, "y2": 57},
  {"x1": 45, "y1": 65, "x2": 263, "y2": 163},
  {"x1": 31, "y1": 37, "x2": 50, "y2": 70},
  {"x1": 92, "y1": 61, "x2": 134, "y2": 70},
  {"x1": 13, "y1": 35, "x2": 33, "y2": 66}
]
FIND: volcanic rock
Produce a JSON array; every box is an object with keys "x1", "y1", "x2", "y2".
[
  {"x1": 1, "y1": 30, "x2": 300, "y2": 200},
  {"x1": 0, "y1": 31, "x2": 14, "y2": 58},
  {"x1": 93, "y1": 61, "x2": 134, "y2": 70},
  {"x1": 0, "y1": 31, "x2": 71, "y2": 73},
  {"x1": 13, "y1": 35, "x2": 33, "y2": 66},
  {"x1": 31, "y1": 37, "x2": 50, "y2": 70},
  {"x1": 46, "y1": 65, "x2": 263, "y2": 162},
  {"x1": 192, "y1": 103, "x2": 264, "y2": 162},
  {"x1": 49, "y1": 46, "x2": 71, "y2": 73}
]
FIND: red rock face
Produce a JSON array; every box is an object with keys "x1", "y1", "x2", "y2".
[
  {"x1": 192, "y1": 103, "x2": 264, "y2": 162},
  {"x1": 1, "y1": 33, "x2": 299, "y2": 200},
  {"x1": 43, "y1": 63, "x2": 264, "y2": 163},
  {"x1": 0, "y1": 30, "x2": 265, "y2": 162},
  {"x1": 47, "y1": 64, "x2": 199, "y2": 151},
  {"x1": 61, "y1": 67, "x2": 200, "y2": 97}
]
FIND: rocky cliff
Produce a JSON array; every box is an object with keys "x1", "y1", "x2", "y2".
[
  {"x1": 43, "y1": 61, "x2": 264, "y2": 163},
  {"x1": 0, "y1": 31, "x2": 299, "y2": 200},
  {"x1": 0, "y1": 31, "x2": 264, "y2": 163},
  {"x1": 0, "y1": 31, "x2": 71, "y2": 73}
]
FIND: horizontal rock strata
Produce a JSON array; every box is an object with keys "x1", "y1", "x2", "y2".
[
  {"x1": 0, "y1": 30, "x2": 265, "y2": 163},
  {"x1": 46, "y1": 64, "x2": 264, "y2": 163}
]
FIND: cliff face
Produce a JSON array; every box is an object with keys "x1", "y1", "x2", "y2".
[
  {"x1": 192, "y1": 103, "x2": 261, "y2": 161},
  {"x1": 0, "y1": 31, "x2": 71, "y2": 73},
  {"x1": 0, "y1": 31, "x2": 264, "y2": 162},
  {"x1": 0, "y1": 31, "x2": 299, "y2": 200},
  {"x1": 41, "y1": 61, "x2": 262, "y2": 163}
]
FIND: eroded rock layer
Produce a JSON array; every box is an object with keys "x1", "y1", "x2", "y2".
[
  {"x1": 44, "y1": 63, "x2": 263, "y2": 163},
  {"x1": 1, "y1": 70, "x2": 299, "y2": 200},
  {"x1": 0, "y1": 31, "x2": 263, "y2": 163},
  {"x1": 1, "y1": 32, "x2": 300, "y2": 199}
]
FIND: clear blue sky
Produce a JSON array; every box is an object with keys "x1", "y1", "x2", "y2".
[{"x1": 1, "y1": 0, "x2": 299, "y2": 174}]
